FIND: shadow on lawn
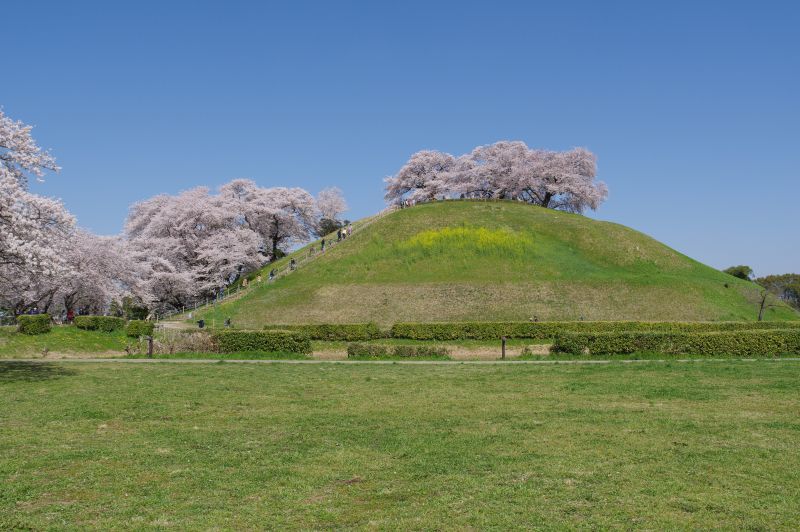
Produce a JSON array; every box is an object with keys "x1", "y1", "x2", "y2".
[{"x1": 0, "y1": 362, "x2": 78, "y2": 383}]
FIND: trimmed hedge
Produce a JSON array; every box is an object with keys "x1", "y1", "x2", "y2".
[
  {"x1": 346, "y1": 343, "x2": 449, "y2": 358},
  {"x1": 17, "y1": 314, "x2": 51, "y2": 335},
  {"x1": 213, "y1": 330, "x2": 312, "y2": 354},
  {"x1": 390, "y1": 321, "x2": 800, "y2": 341},
  {"x1": 551, "y1": 329, "x2": 800, "y2": 357},
  {"x1": 126, "y1": 320, "x2": 155, "y2": 338},
  {"x1": 74, "y1": 315, "x2": 126, "y2": 332},
  {"x1": 263, "y1": 323, "x2": 386, "y2": 341}
]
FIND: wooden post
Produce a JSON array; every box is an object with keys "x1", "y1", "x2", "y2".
[
  {"x1": 501, "y1": 336, "x2": 506, "y2": 359},
  {"x1": 147, "y1": 336, "x2": 153, "y2": 358}
]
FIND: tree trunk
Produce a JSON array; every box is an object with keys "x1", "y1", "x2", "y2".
[
  {"x1": 541, "y1": 192, "x2": 553, "y2": 208},
  {"x1": 758, "y1": 292, "x2": 767, "y2": 321}
]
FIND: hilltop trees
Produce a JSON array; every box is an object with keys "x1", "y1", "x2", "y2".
[
  {"x1": 385, "y1": 141, "x2": 608, "y2": 214},
  {"x1": 384, "y1": 150, "x2": 456, "y2": 203}
]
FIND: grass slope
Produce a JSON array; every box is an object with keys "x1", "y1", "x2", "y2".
[
  {"x1": 1, "y1": 361, "x2": 799, "y2": 528},
  {"x1": 197, "y1": 201, "x2": 798, "y2": 326}
]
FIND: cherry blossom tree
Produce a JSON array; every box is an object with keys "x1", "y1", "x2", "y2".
[
  {"x1": 384, "y1": 150, "x2": 456, "y2": 204},
  {"x1": 387, "y1": 142, "x2": 608, "y2": 213},
  {"x1": 1, "y1": 109, "x2": 59, "y2": 187},
  {"x1": 0, "y1": 170, "x2": 75, "y2": 314},
  {"x1": 316, "y1": 187, "x2": 348, "y2": 222},
  {"x1": 219, "y1": 180, "x2": 318, "y2": 260},
  {"x1": 56, "y1": 231, "x2": 133, "y2": 315}
]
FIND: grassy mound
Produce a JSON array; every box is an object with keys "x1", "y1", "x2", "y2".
[{"x1": 196, "y1": 201, "x2": 799, "y2": 326}]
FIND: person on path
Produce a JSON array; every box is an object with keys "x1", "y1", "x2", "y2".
[
  {"x1": 256, "y1": 274, "x2": 262, "y2": 283},
  {"x1": 321, "y1": 238, "x2": 325, "y2": 251},
  {"x1": 243, "y1": 278, "x2": 249, "y2": 288},
  {"x1": 337, "y1": 228, "x2": 342, "y2": 241},
  {"x1": 290, "y1": 258, "x2": 296, "y2": 271}
]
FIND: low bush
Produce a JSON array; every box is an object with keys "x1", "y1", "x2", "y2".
[
  {"x1": 127, "y1": 330, "x2": 218, "y2": 355},
  {"x1": 263, "y1": 323, "x2": 386, "y2": 341},
  {"x1": 213, "y1": 330, "x2": 312, "y2": 354},
  {"x1": 551, "y1": 329, "x2": 800, "y2": 357},
  {"x1": 346, "y1": 343, "x2": 390, "y2": 357},
  {"x1": 391, "y1": 344, "x2": 450, "y2": 357},
  {"x1": 390, "y1": 321, "x2": 800, "y2": 340},
  {"x1": 346, "y1": 343, "x2": 449, "y2": 358},
  {"x1": 74, "y1": 315, "x2": 126, "y2": 332},
  {"x1": 125, "y1": 320, "x2": 155, "y2": 338},
  {"x1": 17, "y1": 315, "x2": 51, "y2": 335}
]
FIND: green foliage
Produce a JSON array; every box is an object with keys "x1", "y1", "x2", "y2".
[
  {"x1": 213, "y1": 330, "x2": 312, "y2": 354},
  {"x1": 16, "y1": 315, "x2": 51, "y2": 335},
  {"x1": 551, "y1": 329, "x2": 800, "y2": 356},
  {"x1": 125, "y1": 320, "x2": 155, "y2": 338},
  {"x1": 346, "y1": 342, "x2": 449, "y2": 358},
  {"x1": 390, "y1": 321, "x2": 800, "y2": 340},
  {"x1": 263, "y1": 323, "x2": 385, "y2": 341},
  {"x1": 757, "y1": 273, "x2": 800, "y2": 310},
  {"x1": 74, "y1": 315, "x2": 126, "y2": 332},
  {"x1": 723, "y1": 265, "x2": 753, "y2": 280}
]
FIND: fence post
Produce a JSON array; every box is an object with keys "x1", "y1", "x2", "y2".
[
  {"x1": 501, "y1": 336, "x2": 506, "y2": 359},
  {"x1": 147, "y1": 336, "x2": 153, "y2": 358}
]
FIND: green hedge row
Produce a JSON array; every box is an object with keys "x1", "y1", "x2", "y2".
[
  {"x1": 213, "y1": 330, "x2": 312, "y2": 354},
  {"x1": 346, "y1": 343, "x2": 449, "y2": 358},
  {"x1": 551, "y1": 329, "x2": 800, "y2": 357},
  {"x1": 390, "y1": 321, "x2": 800, "y2": 340},
  {"x1": 125, "y1": 320, "x2": 155, "y2": 338},
  {"x1": 74, "y1": 315, "x2": 126, "y2": 332},
  {"x1": 263, "y1": 323, "x2": 386, "y2": 341},
  {"x1": 17, "y1": 315, "x2": 51, "y2": 335}
]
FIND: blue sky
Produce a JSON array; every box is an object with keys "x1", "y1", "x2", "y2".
[{"x1": 4, "y1": 1, "x2": 798, "y2": 275}]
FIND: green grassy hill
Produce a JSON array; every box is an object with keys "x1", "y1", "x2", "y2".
[{"x1": 195, "y1": 201, "x2": 798, "y2": 326}]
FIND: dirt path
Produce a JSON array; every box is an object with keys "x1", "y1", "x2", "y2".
[{"x1": 4, "y1": 358, "x2": 799, "y2": 365}]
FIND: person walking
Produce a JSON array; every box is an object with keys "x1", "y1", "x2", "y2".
[{"x1": 321, "y1": 238, "x2": 325, "y2": 252}]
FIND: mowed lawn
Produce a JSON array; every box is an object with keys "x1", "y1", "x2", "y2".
[{"x1": 1, "y1": 362, "x2": 799, "y2": 529}]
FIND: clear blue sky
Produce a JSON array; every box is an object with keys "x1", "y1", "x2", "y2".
[{"x1": 4, "y1": 1, "x2": 798, "y2": 275}]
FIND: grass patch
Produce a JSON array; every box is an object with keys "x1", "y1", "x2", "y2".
[
  {"x1": 0, "y1": 325, "x2": 128, "y2": 358},
  {"x1": 1, "y1": 361, "x2": 799, "y2": 528}
]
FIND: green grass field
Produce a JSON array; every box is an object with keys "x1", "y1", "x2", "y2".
[
  {"x1": 0, "y1": 325, "x2": 129, "y2": 358},
  {"x1": 194, "y1": 201, "x2": 799, "y2": 327},
  {"x1": 2, "y1": 361, "x2": 799, "y2": 529}
]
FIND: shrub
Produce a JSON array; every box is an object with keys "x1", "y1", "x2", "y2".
[
  {"x1": 263, "y1": 323, "x2": 386, "y2": 341},
  {"x1": 390, "y1": 321, "x2": 800, "y2": 341},
  {"x1": 213, "y1": 330, "x2": 311, "y2": 354},
  {"x1": 17, "y1": 314, "x2": 51, "y2": 335},
  {"x1": 127, "y1": 330, "x2": 218, "y2": 355},
  {"x1": 74, "y1": 315, "x2": 125, "y2": 332},
  {"x1": 346, "y1": 343, "x2": 390, "y2": 357},
  {"x1": 551, "y1": 329, "x2": 800, "y2": 357},
  {"x1": 391, "y1": 344, "x2": 449, "y2": 357},
  {"x1": 346, "y1": 343, "x2": 449, "y2": 358},
  {"x1": 126, "y1": 320, "x2": 155, "y2": 338}
]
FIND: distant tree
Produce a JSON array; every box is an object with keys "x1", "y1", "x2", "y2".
[
  {"x1": 316, "y1": 187, "x2": 348, "y2": 223},
  {"x1": 756, "y1": 273, "x2": 800, "y2": 310},
  {"x1": 723, "y1": 265, "x2": 753, "y2": 280}
]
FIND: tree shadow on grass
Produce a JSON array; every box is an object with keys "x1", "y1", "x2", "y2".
[{"x1": 0, "y1": 362, "x2": 78, "y2": 383}]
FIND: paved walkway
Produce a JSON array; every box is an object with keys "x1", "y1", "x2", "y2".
[{"x1": 4, "y1": 358, "x2": 799, "y2": 365}]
